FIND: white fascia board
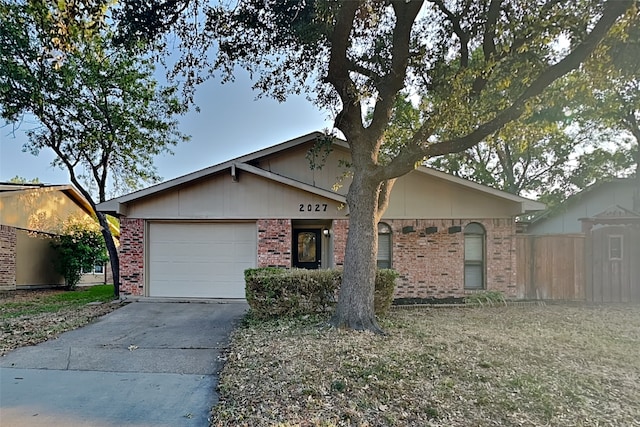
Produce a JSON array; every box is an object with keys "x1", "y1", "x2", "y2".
[
  {"x1": 95, "y1": 200, "x2": 128, "y2": 216},
  {"x1": 521, "y1": 199, "x2": 546, "y2": 212}
]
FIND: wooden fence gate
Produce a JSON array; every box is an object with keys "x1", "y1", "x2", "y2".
[
  {"x1": 516, "y1": 234, "x2": 585, "y2": 300},
  {"x1": 586, "y1": 225, "x2": 640, "y2": 302}
]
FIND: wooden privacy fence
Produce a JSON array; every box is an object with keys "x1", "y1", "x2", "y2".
[{"x1": 516, "y1": 234, "x2": 585, "y2": 301}]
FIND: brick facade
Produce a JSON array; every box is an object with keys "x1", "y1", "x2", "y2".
[
  {"x1": 0, "y1": 225, "x2": 17, "y2": 289},
  {"x1": 385, "y1": 218, "x2": 516, "y2": 299},
  {"x1": 257, "y1": 219, "x2": 292, "y2": 268},
  {"x1": 116, "y1": 216, "x2": 516, "y2": 299},
  {"x1": 119, "y1": 218, "x2": 144, "y2": 295},
  {"x1": 332, "y1": 219, "x2": 349, "y2": 267}
]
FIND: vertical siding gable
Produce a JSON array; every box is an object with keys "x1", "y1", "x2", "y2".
[
  {"x1": 253, "y1": 141, "x2": 353, "y2": 195},
  {"x1": 384, "y1": 172, "x2": 521, "y2": 219},
  {"x1": 126, "y1": 171, "x2": 345, "y2": 219}
]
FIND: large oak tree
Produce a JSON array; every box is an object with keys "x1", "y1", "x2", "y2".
[{"x1": 116, "y1": 0, "x2": 635, "y2": 331}]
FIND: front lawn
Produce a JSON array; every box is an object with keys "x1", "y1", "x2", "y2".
[
  {"x1": 212, "y1": 305, "x2": 640, "y2": 426},
  {"x1": 0, "y1": 285, "x2": 122, "y2": 355}
]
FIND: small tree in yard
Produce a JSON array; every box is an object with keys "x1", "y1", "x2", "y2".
[
  {"x1": 0, "y1": 0, "x2": 189, "y2": 297},
  {"x1": 50, "y1": 219, "x2": 108, "y2": 289},
  {"x1": 113, "y1": 0, "x2": 635, "y2": 332}
]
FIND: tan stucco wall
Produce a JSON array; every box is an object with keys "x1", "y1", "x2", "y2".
[
  {"x1": 16, "y1": 230, "x2": 64, "y2": 286},
  {"x1": 0, "y1": 188, "x2": 93, "y2": 234},
  {"x1": 252, "y1": 141, "x2": 522, "y2": 218},
  {"x1": 78, "y1": 262, "x2": 112, "y2": 285}
]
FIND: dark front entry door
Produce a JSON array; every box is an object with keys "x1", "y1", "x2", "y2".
[{"x1": 293, "y1": 229, "x2": 322, "y2": 269}]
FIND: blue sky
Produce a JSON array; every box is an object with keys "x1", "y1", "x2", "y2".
[{"x1": 0, "y1": 70, "x2": 333, "y2": 188}]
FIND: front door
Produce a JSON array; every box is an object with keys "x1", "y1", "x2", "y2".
[{"x1": 293, "y1": 229, "x2": 322, "y2": 269}]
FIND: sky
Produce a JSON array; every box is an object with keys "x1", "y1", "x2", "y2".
[{"x1": 0, "y1": 70, "x2": 334, "y2": 190}]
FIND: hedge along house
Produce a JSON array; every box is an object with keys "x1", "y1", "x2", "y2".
[{"x1": 97, "y1": 132, "x2": 544, "y2": 300}]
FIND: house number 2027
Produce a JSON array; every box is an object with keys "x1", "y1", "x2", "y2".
[{"x1": 299, "y1": 203, "x2": 328, "y2": 212}]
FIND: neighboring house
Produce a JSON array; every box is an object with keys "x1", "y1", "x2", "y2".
[
  {"x1": 520, "y1": 178, "x2": 640, "y2": 303},
  {"x1": 97, "y1": 132, "x2": 543, "y2": 300},
  {"x1": 526, "y1": 178, "x2": 636, "y2": 235},
  {"x1": 0, "y1": 183, "x2": 112, "y2": 289}
]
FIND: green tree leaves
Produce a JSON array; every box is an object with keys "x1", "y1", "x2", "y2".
[
  {"x1": 50, "y1": 222, "x2": 108, "y2": 289},
  {"x1": 0, "y1": 0, "x2": 190, "y2": 296}
]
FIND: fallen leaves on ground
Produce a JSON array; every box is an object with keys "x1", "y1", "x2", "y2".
[
  {"x1": 211, "y1": 305, "x2": 640, "y2": 427},
  {"x1": 0, "y1": 289, "x2": 122, "y2": 356}
]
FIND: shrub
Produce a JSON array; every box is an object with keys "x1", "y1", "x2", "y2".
[
  {"x1": 50, "y1": 224, "x2": 108, "y2": 289},
  {"x1": 245, "y1": 268, "x2": 397, "y2": 319},
  {"x1": 374, "y1": 269, "x2": 399, "y2": 316},
  {"x1": 245, "y1": 268, "x2": 340, "y2": 319},
  {"x1": 464, "y1": 290, "x2": 507, "y2": 306}
]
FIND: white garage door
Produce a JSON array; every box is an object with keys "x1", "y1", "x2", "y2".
[{"x1": 148, "y1": 222, "x2": 256, "y2": 298}]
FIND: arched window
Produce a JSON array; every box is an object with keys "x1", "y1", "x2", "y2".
[
  {"x1": 377, "y1": 222, "x2": 392, "y2": 269},
  {"x1": 464, "y1": 223, "x2": 485, "y2": 289}
]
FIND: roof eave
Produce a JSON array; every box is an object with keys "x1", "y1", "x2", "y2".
[
  {"x1": 96, "y1": 200, "x2": 129, "y2": 216},
  {"x1": 101, "y1": 131, "x2": 332, "y2": 206}
]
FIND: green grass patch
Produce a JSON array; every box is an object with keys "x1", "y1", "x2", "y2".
[{"x1": 0, "y1": 285, "x2": 115, "y2": 320}]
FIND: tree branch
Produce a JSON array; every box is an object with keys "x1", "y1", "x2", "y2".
[
  {"x1": 326, "y1": 1, "x2": 362, "y2": 141},
  {"x1": 432, "y1": 0, "x2": 470, "y2": 69},
  {"x1": 365, "y1": 0, "x2": 423, "y2": 148},
  {"x1": 425, "y1": 0, "x2": 633, "y2": 157}
]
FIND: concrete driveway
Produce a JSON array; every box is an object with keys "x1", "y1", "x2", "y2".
[{"x1": 0, "y1": 300, "x2": 248, "y2": 427}]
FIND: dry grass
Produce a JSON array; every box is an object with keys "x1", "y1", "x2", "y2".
[
  {"x1": 0, "y1": 286, "x2": 122, "y2": 356},
  {"x1": 211, "y1": 305, "x2": 640, "y2": 426}
]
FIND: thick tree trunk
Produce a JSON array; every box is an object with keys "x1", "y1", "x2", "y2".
[
  {"x1": 95, "y1": 212, "x2": 120, "y2": 298},
  {"x1": 330, "y1": 172, "x2": 385, "y2": 333},
  {"x1": 634, "y1": 147, "x2": 639, "y2": 213},
  {"x1": 65, "y1": 169, "x2": 121, "y2": 299}
]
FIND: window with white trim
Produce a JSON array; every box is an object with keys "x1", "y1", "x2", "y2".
[
  {"x1": 464, "y1": 223, "x2": 485, "y2": 289},
  {"x1": 377, "y1": 222, "x2": 392, "y2": 269}
]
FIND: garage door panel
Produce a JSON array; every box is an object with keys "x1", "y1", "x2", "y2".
[
  {"x1": 149, "y1": 223, "x2": 256, "y2": 298},
  {"x1": 150, "y1": 280, "x2": 243, "y2": 298}
]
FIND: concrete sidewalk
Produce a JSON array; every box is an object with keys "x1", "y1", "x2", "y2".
[{"x1": 0, "y1": 301, "x2": 248, "y2": 427}]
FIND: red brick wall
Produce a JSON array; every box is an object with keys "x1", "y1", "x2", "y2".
[
  {"x1": 332, "y1": 219, "x2": 348, "y2": 267},
  {"x1": 384, "y1": 219, "x2": 516, "y2": 299},
  {"x1": 257, "y1": 219, "x2": 292, "y2": 268},
  {"x1": 485, "y1": 219, "x2": 517, "y2": 297},
  {"x1": 117, "y1": 216, "x2": 516, "y2": 300},
  {"x1": 119, "y1": 218, "x2": 144, "y2": 295},
  {"x1": 0, "y1": 225, "x2": 17, "y2": 288}
]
